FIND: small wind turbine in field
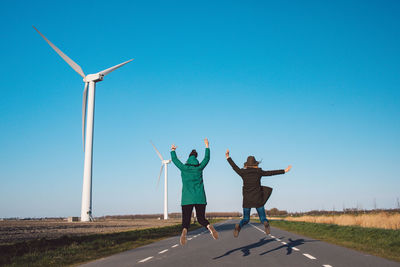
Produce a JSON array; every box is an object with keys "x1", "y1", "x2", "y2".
[
  {"x1": 33, "y1": 26, "x2": 134, "y2": 222},
  {"x1": 151, "y1": 142, "x2": 171, "y2": 220}
]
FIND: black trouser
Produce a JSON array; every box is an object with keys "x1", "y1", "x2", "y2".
[{"x1": 182, "y1": 204, "x2": 210, "y2": 229}]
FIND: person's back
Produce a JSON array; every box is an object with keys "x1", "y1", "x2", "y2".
[
  {"x1": 171, "y1": 147, "x2": 210, "y2": 205},
  {"x1": 171, "y1": 146, "x2": 210, "y2": 206},
  {"x1": 238, "y1": 168, "x2": 265, "y2": 207},
  {"x1": 239, "y1": 168, "x2": 264, "y2": 188}
]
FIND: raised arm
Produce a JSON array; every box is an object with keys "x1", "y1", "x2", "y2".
[
  {"x1": 226, "y1": 149, "x2": 242, "y2": 176},
  {"x1": 199, "y1": 138, "x2": 210, "y2": 170},
  {"x1": 261, "y1": 165, "x2": 291, "y2": 176},
  {"x1": 261, "y1": 169, "x2": 285, "y2": 176},
  {"x1": 170, "y1": 144, "x2": 186, "y2": 171}
]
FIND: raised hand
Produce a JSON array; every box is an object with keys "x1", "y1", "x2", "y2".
[
  {"x1": 225, "y1": 149, "x2": 230, "y2": 159},
  {"x1": 171, "y1": 144, "x2": 177, "y2": 151},
  {"x1": 204, "y1": 138, "x2": 209, "y2": 148},
  {"x1": 285, "y1": 165, "x2": 292, "y2": 173}
]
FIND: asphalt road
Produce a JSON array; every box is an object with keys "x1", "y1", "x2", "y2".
[{"x1": 80, "y1": 220, "x2": 400, "y2": 267}]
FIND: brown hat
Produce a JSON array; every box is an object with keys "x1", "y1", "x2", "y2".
[{"x1": 244, "y1": 156, "x2": 260, "y2": 168}]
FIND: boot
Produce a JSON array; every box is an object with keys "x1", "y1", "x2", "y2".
[
  {"x1": 264, "y1": 221, "x2": 271, "y2": 235},
  {"x1": 233, "y1": 223, "x2": 241, "y2": 238},
  {"x1": 180, "y1": 228, "x2": 187, "y2": 246},
  {"x1": 207, "y1": 224, "x2": 219, "y2": 240}
]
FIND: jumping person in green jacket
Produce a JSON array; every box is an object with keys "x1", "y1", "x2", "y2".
[{"x1": 171, "y1": 138, "x2": 218, "y2": 245}]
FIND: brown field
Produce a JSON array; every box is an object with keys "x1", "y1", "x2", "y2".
[
  {"x1": 280, "y1": 212, "x2": 400, "y2": 230},
  {"x1": 0, "y1": 218, "x2": 181, "y2": 245}
]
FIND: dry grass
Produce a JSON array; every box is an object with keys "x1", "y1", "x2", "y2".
[
  {"x1": 0, "y1": 218, "x2": 181, "y2": 245},
  {"x1": 0, "y1": 221, "x2": 213, "y2": 267},
  {"x1": 281, "y1": 212, "x2": 400, "y2": 230}
]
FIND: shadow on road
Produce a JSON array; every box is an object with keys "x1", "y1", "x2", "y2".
[
  {"x1": 259, "y1": 238, "x2": 317, "y2": 256},
  {"x1": 213, "y1": 237, "x2": 276, "y2": 259},
  {"x1": 214, "y1": 223, "x2": 237, "y2": 233},
  {"x1": 188, "y1": 222, "x2": 235, "y2": 237}
]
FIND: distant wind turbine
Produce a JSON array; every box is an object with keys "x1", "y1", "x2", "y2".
[
  {"x1": 33, "y1": 26, "x2": 134, "y2": 222},
  {"x1": 151, "y1": 142, "x2": 171, "y2": 220}
]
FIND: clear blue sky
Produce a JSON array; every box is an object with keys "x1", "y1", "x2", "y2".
[{"x1": 0, "y1": 0, "x2": 399, "y2": 218}]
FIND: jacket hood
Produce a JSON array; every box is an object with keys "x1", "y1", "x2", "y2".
[{"x1": 186, "y1": 155, "x2": 200, "y2": 166}]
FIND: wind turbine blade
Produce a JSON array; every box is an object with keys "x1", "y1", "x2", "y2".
[
  {"x1": 157, "y1": 165, "x2": 164, "y2": 188},
  {"x1": 82, "y1": 82, "x2": 88, "y2": 150},
  {"x1": 150, "y1": 141, "x2": 164, "y2": 161},
  {"x1": 98, "y1": 59, "x2": 134, "y2": 77},
  {"x1": 33, "y1": 26, "x2": 85, "y2": 78}
]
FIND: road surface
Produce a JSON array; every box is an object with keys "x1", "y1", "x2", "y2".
[{"x1": 80, "y1": 220, "x2": 400, "y2": 267}]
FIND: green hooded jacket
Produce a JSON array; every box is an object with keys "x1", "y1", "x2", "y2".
[{"x1": 171, "y1": 148, "x2": 210, "y2": 205}]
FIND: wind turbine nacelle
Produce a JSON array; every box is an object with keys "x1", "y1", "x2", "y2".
[{"x1": 84, "y1": 73, "x2": 104, "y2": 82}]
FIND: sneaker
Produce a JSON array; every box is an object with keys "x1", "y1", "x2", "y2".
[
  {"x1": 180, "y1": 228, "x2": 187, "y2": 246},
  {"x1": 264, "y1": 221, "x2": 271, "y2": 235},
  {"x1": 233, "y1": 224, "x2": 241, "y2": 238},
  {"x1": 207, "y1": 224, "x2": 219, "y2": 240}
]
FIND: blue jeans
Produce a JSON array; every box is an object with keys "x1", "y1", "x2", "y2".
[{"x1": 239, "y1": 206, "x2": 268, "y2": 228}]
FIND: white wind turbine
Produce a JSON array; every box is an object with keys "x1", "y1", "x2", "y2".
[
  {"x1": 34, "y1": 26, "x2": 134, "y2": 222},
  {"x1": 151, "y1": 142, "x2": 171, "y2": 220}
]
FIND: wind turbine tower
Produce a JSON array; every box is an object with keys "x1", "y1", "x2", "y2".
[
  {"x1": 34, "y1": 26, "x2": 134, "y2": 222},
  {"x1": 151, "y1": 142, "x2": 171, "y2": 220}
]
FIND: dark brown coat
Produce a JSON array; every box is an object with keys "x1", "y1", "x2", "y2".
[{"x1": 227, "y1": 157, "x2": 285, "y2": 208}]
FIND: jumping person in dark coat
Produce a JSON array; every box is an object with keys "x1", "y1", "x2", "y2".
[
  {"x1": 171, "y1": 138, "x2": 218, "y2": 246},
  {"x1": 225, "y1": 149, "x2": 291, "y2": 237}
]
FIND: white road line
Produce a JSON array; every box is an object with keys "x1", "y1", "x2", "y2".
[
  {"x1": 303, "y1": 253, "x2": 316, "y2": 260},
  {"x1": 246, "y1": 221, "x2": 306, "y2": 258},
  {"x1": 249, "y1": 223, "x2": 266, "y2": 234},
  {"x1": 138, "y1": 256, "x2": 153, "y2": 263},
  {"x1": 248, "y1": 222, "x2": 303, "y2": 254},
  {"x1": 158, "y1": 249, "x2": 168, "y2": 254},
  {"x1": 322, "y1": 265, "x2": 333, "y2": 267},
  {"x1": 187, "y1": 237, "x2": 192, "y2": 240},
  {"x1": 171, "y1": 244, "x2": 179, "y2": 248}
]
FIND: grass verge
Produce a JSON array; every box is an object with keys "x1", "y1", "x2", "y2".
[
  {"x1": 0, "y1": 221, "x2": 217, "y2": 267},
  {"x1": 270, "y1": 220, "x2": 400, "y2": 262}
]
